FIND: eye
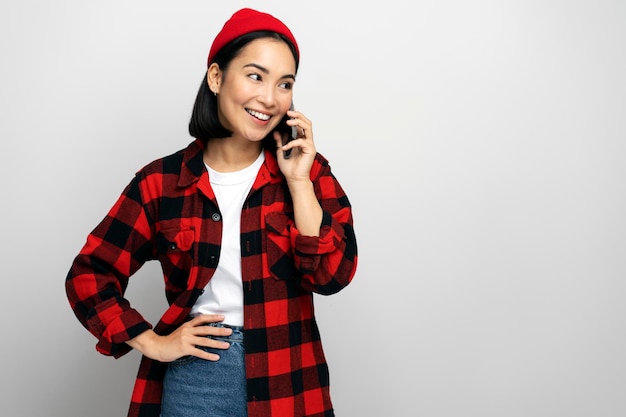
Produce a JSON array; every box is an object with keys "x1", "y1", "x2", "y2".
[
  {"x1": 248, "y1": 73, "x2": 262, "y2": 81},
  {"x1": 279, "y1": 81, "x2": 293, "y2": 90}
]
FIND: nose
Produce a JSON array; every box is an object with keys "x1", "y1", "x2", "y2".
[{"x1": 256, "y1": 85, "x2": 276, "y2": 107}]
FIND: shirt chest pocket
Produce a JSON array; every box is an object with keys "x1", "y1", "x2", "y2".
[
  {"x1": 265, "y1": 212, "x2": 296, "y2": 280},
  {"x1": 156, "y1": 228, "x2": 195, "y2": 289}
]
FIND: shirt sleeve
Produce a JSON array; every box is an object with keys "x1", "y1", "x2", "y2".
[
  {"x1": 289, "y1": 155, "x2": 358, "y2": 294},
  {"x1": 65, "y1": 172, "x2": 155, "y2": 358}
]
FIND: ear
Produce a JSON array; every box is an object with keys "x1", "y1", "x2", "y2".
[{"x1": 207, "y1": 63, "x2": 222, "y2": 95}]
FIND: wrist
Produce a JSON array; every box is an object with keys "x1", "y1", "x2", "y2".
[
  {"x1": 287, "y1": 178, "x2": 313, "y2": 193},
  {"x1": 127, "y1": 329, "x2": 158, "y2": 356}
]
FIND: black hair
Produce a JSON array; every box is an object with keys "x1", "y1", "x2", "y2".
[{"x1": 188, "y1": 31, "x2": 299, "y2": 149}]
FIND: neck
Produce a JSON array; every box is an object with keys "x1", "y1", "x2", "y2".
[{"x1": 203, "y1": 138, "x2": 263, "y2": 172}]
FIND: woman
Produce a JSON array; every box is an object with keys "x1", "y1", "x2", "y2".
[{"x1": 65, "y1": 8, "x2": 357, "y2": 417}]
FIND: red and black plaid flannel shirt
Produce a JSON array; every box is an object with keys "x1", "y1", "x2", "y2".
[{"x1": 66, "y1": 138, "x2": 358, "y2": 417}]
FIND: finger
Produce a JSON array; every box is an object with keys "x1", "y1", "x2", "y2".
[
  {"x1": 190, "y1": 314, "x2": 225, "y2": 326},
  {"x1": 194, "y1": 335, "x2": 231, "y2": 350},
  {"x1": 287, "y1": 118, "x2": 310, "y2": 133},
  {"x1": 194, "y1": 324, "x2": 233, "y2": 338},
  {"x1": 191, "y1": 347, "x2": 223, "y2": 362},
  {"x1": 185, "y1": 315, "x2": 233, "y2": 340},
  {"x1": 287, "y1": 109, "x2": 311, "y2": 125},
  {"x1": 283, "y1": 138, "x2": 314, "y2": 155},
  {"x1": 287, "y1": 122, "x2": 312, "y2": 143},
  {"x1": 273, "y1": 131, "x2": 288, "y2": 159}
]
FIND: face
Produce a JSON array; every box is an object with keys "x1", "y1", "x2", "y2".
[{"x1": 209, "y1": 38, "x2": 296, "y2": 143}]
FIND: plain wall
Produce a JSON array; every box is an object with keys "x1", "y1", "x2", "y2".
[{"x1": 1, "y1": 0, "x2": 625, "y2": 416}]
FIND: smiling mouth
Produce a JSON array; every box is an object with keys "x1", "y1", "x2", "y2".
[{"x1": 246, "y1": 108, "x2": 271, "y2": 121}]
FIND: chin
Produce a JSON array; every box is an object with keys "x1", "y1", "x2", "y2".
[{"x1": 245, "y1": 132, "x2": 268, "y2": 142}]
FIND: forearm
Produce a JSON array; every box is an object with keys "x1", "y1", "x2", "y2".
[{"x1": 288, "y1": 179, "x2": 322, "y2": 236}]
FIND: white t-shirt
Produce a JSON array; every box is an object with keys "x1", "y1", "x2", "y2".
[{"x1": 190, "y1": 151, "x2": 265, "y2": 326}]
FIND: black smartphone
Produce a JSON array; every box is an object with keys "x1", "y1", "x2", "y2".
[{"x1": 278, "y1": 102, "x2": 297, "y2": 159}]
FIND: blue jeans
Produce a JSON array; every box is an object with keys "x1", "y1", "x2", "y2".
[{"x1": 161, "y1": 323, "x2": 247, "y2": 417}]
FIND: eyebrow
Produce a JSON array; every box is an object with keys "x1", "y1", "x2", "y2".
[{"x1": 243, "y1": 63, "x2": 296, "y2": 81}]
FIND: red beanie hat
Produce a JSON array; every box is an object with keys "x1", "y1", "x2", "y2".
[{"x1": 207, "y1": 8, "x2": 299, "y2": 67}]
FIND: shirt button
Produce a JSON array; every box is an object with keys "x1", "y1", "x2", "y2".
[
  {"x1": 211, "y1": 213, "x2": 221, "y2": 222},
  {"x1": 169, "y1": 243, "x2": 177, "y2": 250}
]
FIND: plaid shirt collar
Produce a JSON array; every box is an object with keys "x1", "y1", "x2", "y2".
[{"x1": 179, "y1": 138, "x2": 283, "y2": 192}]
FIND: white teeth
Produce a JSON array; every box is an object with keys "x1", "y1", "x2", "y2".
[{"x1": 247, "y1": 109, "x2": 270, "y2": 121}]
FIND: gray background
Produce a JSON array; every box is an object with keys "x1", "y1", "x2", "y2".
[{"x1": 1, "y1": 0, "x2": 625, "y2": 416}]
